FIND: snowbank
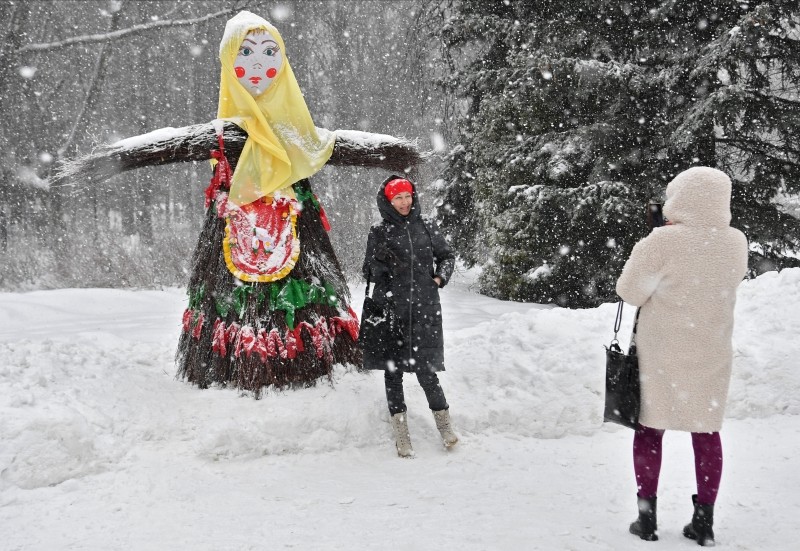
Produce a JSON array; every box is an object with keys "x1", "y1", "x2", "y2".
[
  {"x1": 1, "y1": 270, "x2": 798, "y2": 492},
  {"x1": 1, "y1": 270, "x2": 799, "y2": 550}
]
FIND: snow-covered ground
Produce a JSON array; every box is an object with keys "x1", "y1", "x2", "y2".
[{"x1": 1, "y1": 268, "x2": 799, "y2": 550}]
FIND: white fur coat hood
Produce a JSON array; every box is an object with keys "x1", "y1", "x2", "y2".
[{"x1": 616, "y1": 167, "x2": 748, "y2": 432}]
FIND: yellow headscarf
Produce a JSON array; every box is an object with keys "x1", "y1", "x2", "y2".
[{"x1": 217, "y1": 11, "x2": 335, "y2": 206}]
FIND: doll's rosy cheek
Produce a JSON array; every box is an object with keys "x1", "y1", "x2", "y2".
[
  {"x1": 235, "y1": 66, "x2": 246, "y2": 78},
  {"x1": 266, "y1": 68, "x2": 277, "y2": 78}
]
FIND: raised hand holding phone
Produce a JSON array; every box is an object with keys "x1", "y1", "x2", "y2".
[{"x1": 647, "y1": 203, "x2": 665, "y2": 230}]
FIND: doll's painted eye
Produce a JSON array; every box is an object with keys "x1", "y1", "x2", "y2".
[
  {"x1": 265, "y1": 48, "x2": 276, "y2": 56},
  {"x1": 239, "y1": 46, "x2": 253, "y2": 56}
]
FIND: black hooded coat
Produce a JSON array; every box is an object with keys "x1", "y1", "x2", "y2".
[{"x1": 361, "y1": 177, "x2": 455, "y2": 373}]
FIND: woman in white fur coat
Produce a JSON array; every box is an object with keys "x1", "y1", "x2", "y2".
[{"x1": 616, "y1": 166, "x2": 748, "y2": 546}]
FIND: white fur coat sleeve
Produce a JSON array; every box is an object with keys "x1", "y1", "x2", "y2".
[{"x1": 615, "y1": 236, "x2": 664, "y2": 307}]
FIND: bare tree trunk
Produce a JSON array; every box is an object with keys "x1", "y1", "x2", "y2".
[
  {"x1": 136, "y1": 175, "x2": 155, "y2": 246},
  {"x1": 188, "y1": 18, "x2": 212, "y2": 227},
  {"x1": 0, "y1": 3, "x2": 25, "y2": 254},
  {"x1": 50, "y1": 3, "x2": 125, "y2": 276},
  {"x1": 132, "y1": 20, "x2": 154, "y2": 247}
]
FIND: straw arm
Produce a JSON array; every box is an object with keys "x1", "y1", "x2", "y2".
[{"x1": 51, "y1": 121, "x2": 426, "y2": 187}]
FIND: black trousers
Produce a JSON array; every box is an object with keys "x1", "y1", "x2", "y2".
[{"x1": 384, "y1": 368, "x2": 448, "y2": 415}]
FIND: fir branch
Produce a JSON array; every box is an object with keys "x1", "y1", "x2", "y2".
[
  {"x1": 717, "y1": 138, "x2": 800, "y2": 167},
  {"x1": 717, "y1": 136, "x2": 800, "y2": 158},
  {"x1": 750, "y1": 89, "x2": 800, "y2": 108}
]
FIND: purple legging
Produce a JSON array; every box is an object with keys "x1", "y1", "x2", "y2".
[{"x1": 633, "y1": 425, "x2": 723, "y2": 505}]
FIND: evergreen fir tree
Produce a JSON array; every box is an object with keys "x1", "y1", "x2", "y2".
[{"x1": 425, "y1": 0, "x2": 800, "y2": 307}]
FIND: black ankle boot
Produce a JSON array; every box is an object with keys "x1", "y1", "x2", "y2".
[
  {"x1": 629, "y1": 496, "x2": 658, "y2": 541},
  {"x1": 683, "y1": 494, "x2": 715, "y2": 546}
]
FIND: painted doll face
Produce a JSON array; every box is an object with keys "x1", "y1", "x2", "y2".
[{"x1": 234, "y1": 30, "x2": 283, "y2": 96}]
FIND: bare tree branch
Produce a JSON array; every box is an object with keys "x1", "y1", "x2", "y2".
[
  {"x1": 58, "y1": 3, "x2": 123, "y2": 161},
  {"x1": 16, "y1": 4, "x2": 251, "y2": 54}
]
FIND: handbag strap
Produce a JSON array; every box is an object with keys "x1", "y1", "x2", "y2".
[
  {"x1": 613, "y1": 301, "x2": 624, "y2": 340},
  {"x1": 613, "y1": 300, "x2": 641, "y2": 350}
]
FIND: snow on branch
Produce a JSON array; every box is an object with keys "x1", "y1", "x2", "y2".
[
  {"x1": 16, "y1": 5, "x2": 250, "y2": 54},
  {"x1": 50, "y1": 122, "x2": 427, "y2": 187},
  {"x1": 328, "y1": 129, "x2": 427, "y2": 172}
]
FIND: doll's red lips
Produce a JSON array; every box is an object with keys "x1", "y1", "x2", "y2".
[{"x1": 249, "y1": 77, "x2": 262, "y2": 84}]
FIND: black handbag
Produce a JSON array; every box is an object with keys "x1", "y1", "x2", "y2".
[
  {"x1": 603, "y1": 301, "x2": 641, "y2": 429},
  {"x1": 358, "y1": 276, "x2": 402, "y2": 357}
]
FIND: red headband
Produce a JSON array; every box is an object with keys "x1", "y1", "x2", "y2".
[{"x1": 384, "y1": 178, "x2": 413, "y2": 201}]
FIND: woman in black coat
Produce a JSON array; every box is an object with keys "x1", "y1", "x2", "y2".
[{"x1": 362, "y1": 176, "x2": 458, "y2": 457}]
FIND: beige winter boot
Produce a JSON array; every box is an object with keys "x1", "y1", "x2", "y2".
[
  {"x1": 433, "y1": 409, "x2": 459, "y2": 448},
  {"x1": 390, "y1": 412, "x2": 414, "y2": 457}
]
